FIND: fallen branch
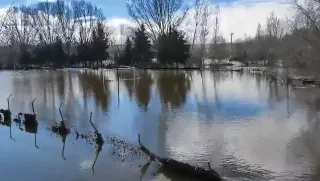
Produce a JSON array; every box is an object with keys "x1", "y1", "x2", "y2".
[
  {"x1": 138, "y1": 134, "x2": 222, "y2": 181},
  {"x1": 90, "y1": 112, "x2": 104, "y2": 146}
]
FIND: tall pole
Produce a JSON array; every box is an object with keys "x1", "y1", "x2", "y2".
[{"x1": 230, "y1": 33, "x2": 234, "y2": 59}]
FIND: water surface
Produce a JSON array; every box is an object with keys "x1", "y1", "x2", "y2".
[{"x1": 0, "y1": 69, "x2": 320, "y2": 181}]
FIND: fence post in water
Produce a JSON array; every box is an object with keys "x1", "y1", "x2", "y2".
[
  {"x1": 207, "y1": 161, "x2": 212, "y2": 170},
  {"x1": 138, "y1": 133, "x2": 141, "y2": 145},
  {"x1": 7, "y1": 94, "x2": 12, "y2": 110},
  {"x1": 117, "y1": 70, "x2": 120, "y2": 107}
]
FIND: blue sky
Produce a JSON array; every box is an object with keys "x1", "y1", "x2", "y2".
[
  {"x1": 0, "y1": 0, "x2": 240, "y2": 18},
  {"x1": 0, "y1": 0, "x2": 293, "y2": 41},
  {"x1": 0, "y1": 0, "x2": 130, "y2": 18}
]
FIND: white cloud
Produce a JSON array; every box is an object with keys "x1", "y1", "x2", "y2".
[
  {"x1": 0, "y1": 7, "x2": 8, "y2": 18},
  {"x1": 217, "y1": 0, "x2": 293, "y2": 40},
  {"x1": 105, "y1": 18, "x2": 137, "y2": 44},
  {"x1": 25, "y1": 0, "x2": 57, "y2": 6},
  {"x1": 107, "y1": 0, "x2": 295, "y2": 43}
]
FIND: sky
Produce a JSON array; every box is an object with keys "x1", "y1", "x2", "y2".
[{"x1": 0, "y1": 0, "x2": 296, "y2": 41}]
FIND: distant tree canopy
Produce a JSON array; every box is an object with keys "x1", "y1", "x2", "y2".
[{"x1": 0, "y1": 0, "x2": 107, "y2": 68}]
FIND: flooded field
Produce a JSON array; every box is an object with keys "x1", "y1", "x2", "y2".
[{"x1": 0, "y1": 69, "x2": 320, "y2": 181}]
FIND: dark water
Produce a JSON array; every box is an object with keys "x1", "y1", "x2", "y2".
[{"x1": 0, "y1": 69, "x2": 320, "y2": 181}]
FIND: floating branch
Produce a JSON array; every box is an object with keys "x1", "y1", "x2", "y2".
[{"x1": 137, "y1": 134, "x2": 221, "y2": 181}]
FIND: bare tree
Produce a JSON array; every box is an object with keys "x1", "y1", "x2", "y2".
[
  {"x1": 190, "y1": 0, "x2": 207, "y2": 52},
  {"x1": 290, "y1": 0, "x2": 320, "y2": 50},
  {"x1": 265, "y1": 11, "x2": 284, "y2": 65},
  {"x1": 126, "y1": 0, "x2": 189, "y2": 41},
  {"x1": 251, "y1": 22, "x2": 268, "y2": 60},
  {"x1": 211, "y1": 5, "x2": 220, "y2": 60},
  {"x1": 199, "y1": 0, "x2": 210, "y2": 68},
  {"x1": 266, "y1": 11, "x2": 284, "y2": 41},
  {"x1": 55, "y1": 0, "x2": 77, "y2": 58},
  {"x1": 256, "y1": 22, "x2": 263, "y2": 39},
  {"x1": 74, "y1": 1, "x2": 104, "y2": 45}
]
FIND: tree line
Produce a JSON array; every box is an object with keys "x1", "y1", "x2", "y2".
[
  {"x1": 0, "y1": 0, "x2": 319, "y2": 70},
  {"x1": 0, "y1": 0, "x2": 109, "y2": 68},
  {"x1": 0, "y1": 0, "x2": 190, "y2": 69},
  {"x1": 226, "y1": 0, "x2": 320, "y2": 70}
]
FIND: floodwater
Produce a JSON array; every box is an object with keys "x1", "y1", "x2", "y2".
[{"x1": 0, "y1": 69, "x2": 320, "y2": 181}]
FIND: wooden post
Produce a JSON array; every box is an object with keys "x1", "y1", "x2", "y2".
[
  {"x1": 138, "y1": 134, "x2": 141, "y2": 145},
  {"x1": 117, "y1": 70, "x2": 120, "y2": 107},
  {"x1": 7, "y1": 94, "x2": 12, "y2": 110},
  {"x1": 32, "y1": 98, "x2": 36, "y2": 115}
]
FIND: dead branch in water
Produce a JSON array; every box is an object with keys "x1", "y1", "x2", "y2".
[
  {"x1": 89, "y1": 112, "x2": 98, "y2": 133},
  {"x1": 59, "y1": 102, "x2": 65, "y2": 123},
  {"x1": 137, "y1": 134, "x2": 222, "y2": 181},
  {"x1": 90, "y1": 112, "x2": 104, "y2": 146}
]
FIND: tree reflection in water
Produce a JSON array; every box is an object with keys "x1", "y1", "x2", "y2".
[
  {"x1": 120, "y1": 70, "x2": 135, "y2": 100},
  {"x1": 157, "y1": 71, "x2": 191, "y2": 108},
  {"x1": 135, "y1": 71, "x2": 153, "y2": 111},
  {"x1": 78, "y1": 70, "x2": 110, "y2": 112}
]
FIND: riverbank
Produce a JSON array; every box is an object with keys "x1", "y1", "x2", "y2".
[{"x1": 247, "y1": 67, "x2": 320, "y2": 88}]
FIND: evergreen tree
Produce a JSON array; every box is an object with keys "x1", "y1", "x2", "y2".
[
  {"x1": 119, "y1": 37, "x2": 133, "y2": 66},
  {"x1": 157, "y1": 33, "x2": 171, "y2": 66},
  {"x1": 77, "y1": 42, "x2": 91, "y2": 67},
  {"x1": 157, "y1": 28, "x2": 190, "y2": 68},
  {"x1": 132, "y1": 24, "x2": 152, "y2": 67},
  {"x1": 91, "y1": 22, "x2": 109, "y2": 67}
]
